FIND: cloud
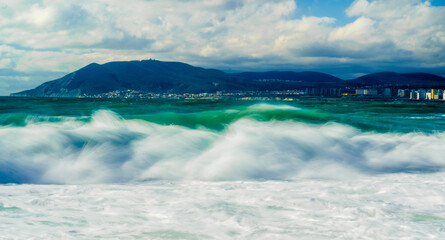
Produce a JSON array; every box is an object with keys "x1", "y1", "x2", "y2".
[
  {"x1": 344, "y1": 0, "x2": 445, "y2": 65},
  {"x1": 0, "y1": 0, "x2": 444, "y2": 94},
  {"x1": 329, "y1": 17, "x2": 383, "y2": 44},
  {"x1": 1, "y1": 1, "x2": 332, "y2": 64},
  {"x1": 91, "y1": 36, "x2": 155, "y2": 50},
  {"x1": 17, "y1": 4, "x2": 56, "y2": 27},
  {"x1": 0, "y1": 69, "x2": 67, "y2": 96}
]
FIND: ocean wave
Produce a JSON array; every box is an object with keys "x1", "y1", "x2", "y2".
[{"x1": 1, "y1": 110, "x2": 444, "y2": 184}]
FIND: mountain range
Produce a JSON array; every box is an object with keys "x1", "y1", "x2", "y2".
[{"x1": 11, "y1": 59, "x2": 445, "y2": 97}]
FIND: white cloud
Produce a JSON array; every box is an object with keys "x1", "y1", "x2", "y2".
[
  {"x1": 0, "y1": 0, "x2": 444, "y2": 89},
  {"x1": 200, "y1": 46, "x2": 219, "y2": 57},
  {"x1": 17, "y1": 4, "x2": 56, "y2": 28},
  {"x1": 0, "y1": 58, "x2": 13, "y2": 68},
  {"x1": 329, "y1": 17, "x2": 383, "y2": 45},
  {"x1": 346, "y1": 0, "x2": 370, "y2": 16},
  {"x1": 346, "y1": 0, "x2": 425, "y2": 19},
  {"x1": 343, "y1": 0, "x2": 445, "y2": 66},
  {"x1": 1, "y1": 1, "x2": 334, "y2": 61}
]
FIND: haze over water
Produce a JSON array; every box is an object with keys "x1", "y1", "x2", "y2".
[{"x1": 1, "y1": 97, "x2": 445, "y2": 238}]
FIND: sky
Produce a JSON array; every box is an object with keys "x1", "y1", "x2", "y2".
[{"x1": 0, "y1": 0, "x2": 445, "y2": 95}]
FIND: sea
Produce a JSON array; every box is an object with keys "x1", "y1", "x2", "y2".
[{"x1": 1, "y1": 97, "x2": 445, "y2": 239}]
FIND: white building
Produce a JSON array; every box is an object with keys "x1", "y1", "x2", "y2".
[
  {"x1": 410, "y1": 90, "x2": 417, "y2": 100},
  {"x1": 398, "y1": 89, "x2": 412, "y2": 98}
]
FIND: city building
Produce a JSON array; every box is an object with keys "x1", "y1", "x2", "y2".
[{"x1": 356, "y1": 89, "x2": 377, "y2": 96}]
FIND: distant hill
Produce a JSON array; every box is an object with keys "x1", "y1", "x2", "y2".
[
  {"x1": 11, "y1": 60, "x2": 345, "y2": 97},
  {"x1": 230, "y1": 71, "x2": 345, "y2": 89},
  {"x1": 10, "y1": 60, "x2": 445, "y2": 97},
  {"x1": 230, "y1": 71, "x2": 343, "y2": 83},
  {"x1": 11, "y1": 60, "x2": 255, "y2": 97},
  {"x1": 347, "y1": 72, "x2": 445, "y2": 87}
]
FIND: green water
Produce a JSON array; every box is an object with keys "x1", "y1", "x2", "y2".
[{"x1": 1, "y1": 97, "x2": 445, "y2": 133}]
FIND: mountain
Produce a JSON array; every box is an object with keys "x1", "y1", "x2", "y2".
[
  {"x1": 229, "y1": 71, "x2": 345, "y2": 90},
  {"x1": 11, "y1": 60, "x2": 255, "y2": 97},
  {"x1": 230, "y1": 71, "x2": 343, "y2": 83},
  {"x1": 11, "y1": 60, "x2": 344, "y2": 97},
  {"x1": 347, "y1": 72, "x2": 445, "y2": 87},
  {"x1": 11, "y1": 59, "x2": 445, "y2": 98}
]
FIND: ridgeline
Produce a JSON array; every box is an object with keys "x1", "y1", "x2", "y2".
[{"x1": 11, "y1": 59, "x2": 445, "y2": 98}]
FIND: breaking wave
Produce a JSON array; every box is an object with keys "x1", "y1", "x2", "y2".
[{"x1": 1, "y1": 109, "x2": 445, "y2": 184}]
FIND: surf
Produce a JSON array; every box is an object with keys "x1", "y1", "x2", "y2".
[{"x1": 1, "y1": 109, "x2": 445, "y2": 184}]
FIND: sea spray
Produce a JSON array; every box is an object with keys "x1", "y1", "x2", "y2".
[
  {"x1": 2, "y1": 176, "x2": 445, "y2": 239},
  {"x1": 2, "y1": 109, "x2": 445, "y2": 184}
]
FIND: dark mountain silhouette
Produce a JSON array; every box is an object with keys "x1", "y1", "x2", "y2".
[
  {"x1": 229, "y1": 71, "x2": 346, "y2": 89},
  {"x1": 10, "y1": 60, "x2": 445, "y2": 97},
  {"x1": 230, "y1": 71, "x2": 343, "y2": 83},
  {"x1": 347, "y1": 72, "x2": 445, "y2": 87},
  {"x1": 12, "y1": 60, "x2": 255, "y2": 97},
  {"x1": 11, "y1": 60, "x2": 345, "y2": 97}
]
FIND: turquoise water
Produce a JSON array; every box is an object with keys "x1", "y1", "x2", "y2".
[
  {"x1": 1, "y1": 96, "x2": 445, "y2": 184},
  {"x1": 2, "y1": 97, "x2": 445, "y2": 133}
]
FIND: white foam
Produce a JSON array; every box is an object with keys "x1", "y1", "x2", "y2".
[
  {"x1": 1, "y1": 174, "x2": 445, "y2": 239},
  {"x1": 248, "y1": 103, "x2": 302, "y2": 111},
  {"x1": 1, "y1": 110, "x2": 445, "y2": 184}
]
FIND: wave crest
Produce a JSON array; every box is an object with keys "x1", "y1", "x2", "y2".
[{"x1": 0, "y1": 110, "x2": 444, "y2": 184}]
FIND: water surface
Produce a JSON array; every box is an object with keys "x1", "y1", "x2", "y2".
[{"x1": 1, "y1": 97, "x2": 445, "y2": 239}]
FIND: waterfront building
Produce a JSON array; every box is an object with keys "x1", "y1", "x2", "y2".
[
  {"x1": 437, "y1": 89, "x2": 444, "y2": 99},
  {"x1": 433, "y1": 89, "x2": 440, "y2": 100},
  {"x1": 397, "y1": 89, "x2": 411, "y2": 98},
  {"x1": 383, "y1": 88, "x2": 392, "y2": 97},
  {"x1": 410, "y1": 90, "x2": 417, "y2": 99},
  {"x1": 419, "y1": 89, "x2": 426, "y2": 99},
  {"x1": 356, "y1": 89, "x2": 365, "y2": 95},
  {"x1": 356, "y1": 89, "x2": 377, "y2": 96}
]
